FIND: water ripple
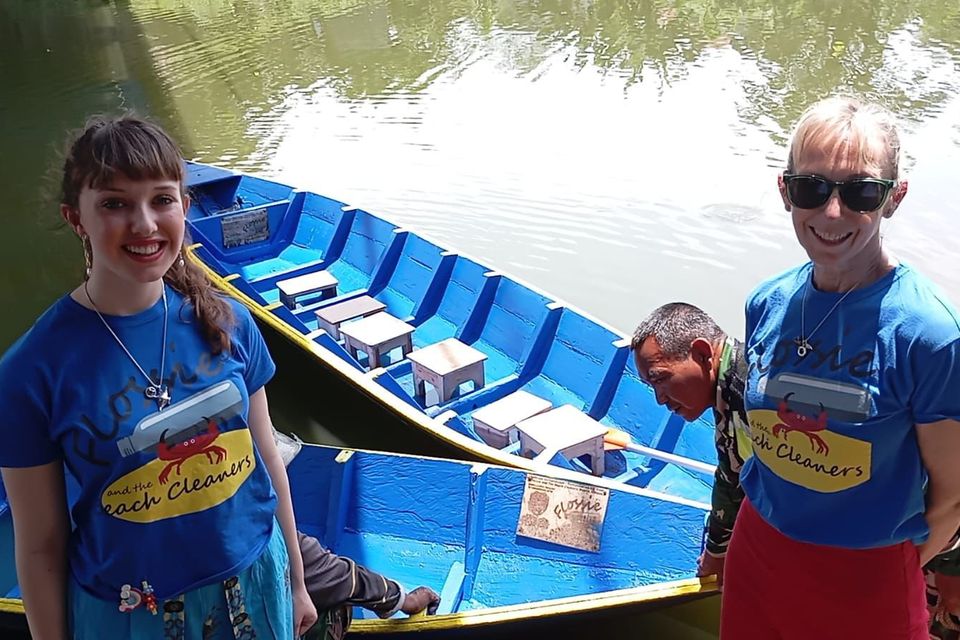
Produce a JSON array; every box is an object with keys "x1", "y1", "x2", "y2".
[{"x1": 111, "y1": 0, "x2": 960, "y2": 331}]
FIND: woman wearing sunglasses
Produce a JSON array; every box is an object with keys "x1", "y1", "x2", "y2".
[{"x1": 720, "y1": 96, "x2": 960, "y2": 639}]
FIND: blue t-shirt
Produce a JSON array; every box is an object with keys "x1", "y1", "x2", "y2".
[
  {"x1": 741, "y1": 262, "x2": 960, "y2": 548},
  {"x1": 0, "y1": 286, "x2": 278, "y2": 600}
]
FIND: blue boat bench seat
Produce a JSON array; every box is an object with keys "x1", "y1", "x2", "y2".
[
  {"x1": 439, "y1": 379, "x2": 712, "y2": 491},
  {"x1": 445, "y1": 391, "x2": 609, "y2": 477}
]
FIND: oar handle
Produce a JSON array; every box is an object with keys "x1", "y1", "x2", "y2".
[{"x1": 624, "y1": 442, "x2": 717, "y2": 475}]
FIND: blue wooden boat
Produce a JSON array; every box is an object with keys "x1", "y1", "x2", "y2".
[
  {"x1": 0, "y1": 439, "x2": 714, "y2": 635},
  {"x1": 181, "y1": 162, "x2": 718, "y2": 508}
]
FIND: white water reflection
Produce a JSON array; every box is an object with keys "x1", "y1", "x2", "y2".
[
  {"x1": 261, "y1": 42, "x2": 806, "y2": 332},
  {"x1": 24, "y1": 0, "x2": 960, "y2": 339}
]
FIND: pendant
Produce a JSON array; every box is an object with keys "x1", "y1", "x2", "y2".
[
  {"x1": 145, "y1": 385, "x2": 172, "y2": 411},
  {"x1": 794, "y1": 337, "x2": 811, "y2": 358}
]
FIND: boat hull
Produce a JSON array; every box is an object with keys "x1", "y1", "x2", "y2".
[{"x1": 0, "y1": 443, "x2": 715, "y2": 635}]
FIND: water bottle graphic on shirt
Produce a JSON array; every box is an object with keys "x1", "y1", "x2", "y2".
[{"x1": 115, "y1": 381, "x2": 242, "y2": 457}]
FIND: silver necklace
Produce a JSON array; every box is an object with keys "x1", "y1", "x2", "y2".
[
  {"x1": 85, "y1": 282, "x2": 171, "y2": 411},
  {"x1": 794, "y1": 274, "x2": 862, "y2": 358}
]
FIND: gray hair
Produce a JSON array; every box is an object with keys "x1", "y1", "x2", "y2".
[{"x1": 631, "y1": 302, "x2": 725, "y2": 360}]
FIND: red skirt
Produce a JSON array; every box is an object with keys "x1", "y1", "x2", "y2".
[{"x1": 720, "y1": 498, "x2": 928, "y2": 640}]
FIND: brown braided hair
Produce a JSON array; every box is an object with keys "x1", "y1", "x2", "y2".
[{"x1": 61, "y1": 114, "x2": 235, "y2": 354}]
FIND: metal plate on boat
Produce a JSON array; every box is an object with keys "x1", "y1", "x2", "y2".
[
  {"x1": 221, "y1": 208, "x2": 269, "y2": 248},
  {"x1": 517, "y1": 474, "x2": 609, "y2": 552}
]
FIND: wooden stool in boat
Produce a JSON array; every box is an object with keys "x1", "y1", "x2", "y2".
[
  {"x1": 339, "y1": 313, "x2": 414, "y2": 369},
  {"x1": 277, "y1": 271, "x2": 338, "y2": 309},
  {"x1": 407, "y1": 338, "x2": 487, "y2": 404},
  {"x1": 471, "y1": 390, "x2": 552, "y2": 449},
  {"x1": 314, "y1": 295, "x2": 386, "y2": 340},
  {"x1": 516, "y1": 405, "x2": 607, "y2": 476}
]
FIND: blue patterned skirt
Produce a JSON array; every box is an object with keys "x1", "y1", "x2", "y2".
[{"x1": 69, "y1": 522, "x2": 293, "y2": 640}]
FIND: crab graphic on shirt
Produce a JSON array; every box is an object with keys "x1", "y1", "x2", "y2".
[
  {"x1": 772, "y1": 392, "x2": 829, "y2": 455},
  {"x1": 101, "y1": 381, "x2": 257, "y2": 523},
  {"x1": 745, "y1": 372, "x2": 872, "y2": 493},
  {"x1": 156, "y1": 417, "x2": 227, "y2": 485}
]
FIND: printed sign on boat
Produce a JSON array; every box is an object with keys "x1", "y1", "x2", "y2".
[
  {"x1": 221, "y1": 208, "x2": 269, "y2": 248},
  {"x1": 516, "y1": 474, "x2": 609, "y2": 552}
]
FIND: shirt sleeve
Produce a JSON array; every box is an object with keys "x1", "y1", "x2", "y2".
[
  {"x1": 298, "y1": 532, "x2": 403, "y2": 613},
  {"x1": 911, "y1": 338, "x2": 960, "y2": 425},
  {"x1": 705, "y1": 355, "x2": 748, "y2": 557},
  {"x1": 0, "y1": 342, "x2": 59, "y2": 467},
  {"x1": 705, "y1": 461, "x2": 744, "y2": 556},
  {"x1": 231, "y1": 302, "x2": 276, "y2": 394},
  {"x1": 744, "y1": 288, "x2": 762, "y2": 343}
]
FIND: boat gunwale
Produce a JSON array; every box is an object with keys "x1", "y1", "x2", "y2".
[{"x1": 348, "y1": 577, "x2": 715, "y2": 632}]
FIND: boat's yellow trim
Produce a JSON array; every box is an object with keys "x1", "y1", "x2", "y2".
[
  {"x1": 184, "y1": 248, "x2": 710, "y2": 511},
  {"x1": 352, "y1": 576, "x2": 715, "y2": 632},
  {"x1": 264, "y1": 301, "x2": 283, "y2": 311},
  {"x1": 0, "y1": 598, "x2": 24, "y2": 615},
  {"x1": 0, "y1": 580, "x2": 714, "y2": 632}
]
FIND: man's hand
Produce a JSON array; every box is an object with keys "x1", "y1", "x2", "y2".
[
  {"x1": 402, "y1": 586, "x2": 441, "y2": 615},
  {"x1": 697, "y1": 551, "x2": 726, "y2": 588},
  {"x1": 935, "y1": 572, "x2": 960, "y2": 615}
]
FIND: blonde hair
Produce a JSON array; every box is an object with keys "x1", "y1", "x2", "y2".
[{"x1": 787, "y1": 97, "x2": 902, "y2": 180}]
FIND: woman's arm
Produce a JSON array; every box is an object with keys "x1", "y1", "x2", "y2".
[
  {"x1": 917, "y1": 419, "x2": 960, "y2": 565},
  {"x1": 1, "y1": 462, "x2": 69, "y2": 640},
  {"x1": 247, "y1": 387, "x2": 318, "y2": 635}
]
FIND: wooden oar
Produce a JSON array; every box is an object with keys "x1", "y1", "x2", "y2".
[{"x1": 603, "y1": 429, "x2": 717, "y2": 476}]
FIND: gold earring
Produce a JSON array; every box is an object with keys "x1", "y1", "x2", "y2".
[{"x1": 81, "y1": 234, "x2": 92, "y2": 279}]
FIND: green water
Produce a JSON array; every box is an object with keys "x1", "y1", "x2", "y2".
[{"x1": 3, "y1": 0, "x2": 960, "y2": 636}]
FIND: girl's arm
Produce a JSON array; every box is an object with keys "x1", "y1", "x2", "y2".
[
  {"x1": 1, "y1": 462, "x2": 69, "y2": 640},
  {"x1": 917, "y1": 419, "x2": 960, "y2": 566},
  {"x1": 247, "y1": 387, "x2": 318, "y2": 636}
]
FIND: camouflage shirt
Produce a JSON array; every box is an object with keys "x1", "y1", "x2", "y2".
[{"x1": 704, "y1": 338, "x2": 749, "y2": 557}]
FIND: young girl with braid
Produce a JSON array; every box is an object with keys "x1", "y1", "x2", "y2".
[{"x1": 0, "y1": 115, "x2": 317, "y2": 638}]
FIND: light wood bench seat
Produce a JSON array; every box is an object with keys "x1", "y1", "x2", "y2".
[
  {"x1": 516, "y1": 405, "x2": 607, "y2": 476},
  {"x1": 471, "y1": 390, "x2": 552, "y2": 449},
  {"x1": 277, "y1": 271, "x2": 338, "y2": 309},
  {"x1": 314, "y1": 295, "x2": 386, "y2": 340},
  {"x1": 339, "y1": 313, "x2": 414, "y2": 370},
  {"x1": 407, "y1": 338, "x2": 487, "y2": 405}
]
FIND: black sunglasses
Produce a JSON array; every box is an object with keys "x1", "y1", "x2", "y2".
[{"x1": 783, "y1": 174, "x2": 895, "y2": 212}]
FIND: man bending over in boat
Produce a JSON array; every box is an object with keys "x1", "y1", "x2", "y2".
[
  {"x1": 630, "y1": 302, "x2": 960, "y2": 638},
  {"x1": 275, "y1": 431, "x2": 441, "y2": 639}
]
